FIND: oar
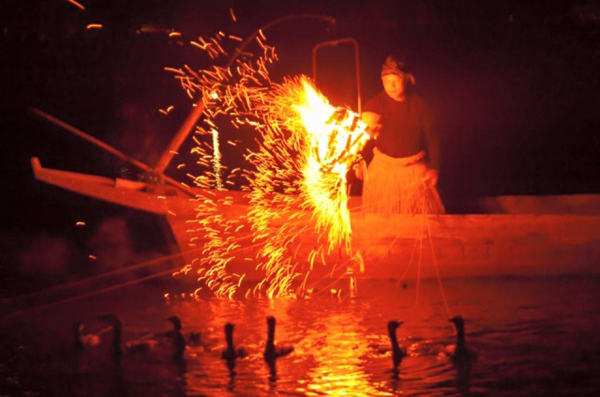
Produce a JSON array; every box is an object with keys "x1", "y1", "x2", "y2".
[{"x1": 30, "y1": 107, "x2": 196, "y2": 197}]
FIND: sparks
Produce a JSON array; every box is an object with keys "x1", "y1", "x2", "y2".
[
  {"x1": 173, "y1": 27, "x2": 369, "y2": 298},
  {"x1": 211, "y1": 128, "x2": 223, "y2": 190},
  {"x1": 67, "y1": 0, "x2": 85, "y2": 11}
]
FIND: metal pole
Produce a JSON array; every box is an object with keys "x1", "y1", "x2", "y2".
[
  {"x1": 153, "y1": 14, "x2": 336, "y2": 175},
  {"x1": 152, "y1": 100, "x2": 205, "y2": 174}
]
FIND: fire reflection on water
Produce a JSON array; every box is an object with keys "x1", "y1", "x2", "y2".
[
  {"x1": 301, "y1": 310, "x2": 387, "y2": 396},
  {"x1": 2, "y1": 277, "x2": 600, "y2": 395},
  {"x1": 177, "y1": 295, "x2": 396, "y2": 396}
]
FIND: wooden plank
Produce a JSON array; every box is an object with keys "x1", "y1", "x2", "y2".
[
  {"x1": 167, "y1": 212, "x2": 600, "y2": 281},
  {"x1": 31, "y1": 157, "x2": 169, "y2": 214}
]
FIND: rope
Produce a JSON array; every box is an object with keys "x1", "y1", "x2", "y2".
[
  {"x1": 415, "y1": 213, "x2": 425, "y2": 308},
  {"x1": 6, "y1": 185, "x2": 451, "y2": 314},
  {"x1": 5, "y1": 268, "x2": 176, "y2": 317},
  {"x1": 425, "y1": 215, "x2": 453, "y2": 320}
]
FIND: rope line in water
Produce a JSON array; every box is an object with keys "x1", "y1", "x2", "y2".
[
  {"x1": 6, "y1": 217, "x2": 338, "y2": 311},
  {"x1": 415, "y1": 212, "x2": 425, "y2": 308},
  {"x1": 3, "y1": 232, "x2": 254, "y2": 306},
  {"x1": 307, "y1": 199, "x2": 401, "y2": 296},
  {"x1": 6, "y1": 218, "x2": 348, "y2": 313},
  {"x1": 399, "y1": 222, "x2": 422, "y2": 282},
  {"x1": 6, "y1": 193, "x2": 455, "y2": 315},
  {"x1": 307, "y1": 197, "x2": 433, "y2": 298},
  {"x1": 425, "y1": 214, "x2": 453, "y2": 320},
  {"x1": 5, "y1": 267, "x2": 176, "y2": 317}
]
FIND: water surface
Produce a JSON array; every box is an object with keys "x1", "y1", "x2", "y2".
[{"x1": 2, "y1": 276, "x2": 599, "y2": 396}]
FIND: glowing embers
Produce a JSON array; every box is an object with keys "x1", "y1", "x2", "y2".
[
  {"x1": 243, "y1": 77, "x2": 369, "y2": 298},
  {"x1": 174, "y1": 29, "x2": 369, "y2": 298},
  {"x1": 291, "y1": 78, "x2": 369, "y2": 252},
  {"x1": 294, "y1": 80, "x2": 369, "y2": 175}
]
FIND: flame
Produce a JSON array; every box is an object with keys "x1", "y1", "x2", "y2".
[
  {"x1": 292, "y1": 79, "x2": 370, "y2": 252},
  {"x1": 171, "y1": 28, "x2": 369, "y2": 298}
]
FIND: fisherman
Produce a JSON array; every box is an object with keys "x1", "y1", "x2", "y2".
[{"x1": 356, "y1": 56, "x2": 444, "y2": 214}]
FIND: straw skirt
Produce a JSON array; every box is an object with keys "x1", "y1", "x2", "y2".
[{"x1": 362, "y1": 148, "x2": 445, "y2": 214}]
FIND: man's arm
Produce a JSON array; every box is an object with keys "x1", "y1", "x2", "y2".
[
  {"x1": 419, "y1": 99, "x2": 440, "y2": 186},
  {"x1": 353, "y1": 111, "x2": 381, "y2": 180},
  {"x1": 419, "y1": 100, "x2": 439, "y2": 171}
]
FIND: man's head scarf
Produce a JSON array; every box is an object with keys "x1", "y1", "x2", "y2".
[{"x1": 381, "y1": 56, "x2": 415, "y2": 84}]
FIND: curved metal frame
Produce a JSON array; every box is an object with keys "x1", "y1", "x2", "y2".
[{"x1": 311, "y1": 38, "x2": 361, "y2": 114}]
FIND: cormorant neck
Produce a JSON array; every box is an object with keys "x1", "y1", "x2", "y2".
[
  {"x1": 388, "y1": 329, "x2": 399, "y2": 347},
  {"x1": 226, "y1": 331, "x2": 234, "y2": 347},
  {"x1": 267, "y1": 329, "x2": 275, "y2": 344},
  {"x1": 455, "y1": 325, "x2": 465, "y2": 349}
]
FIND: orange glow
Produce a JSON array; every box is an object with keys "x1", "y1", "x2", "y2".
[
  {"x1": 67, "y1": 0, "x2": 85, "y2": 11},
  {"x1": 240, "y1": 77, "x2": 369, "y2": 297},
  {"x1": 75, "y1": 221, "x2": 86, "y2": 226},
  {"x1": 302, "y1": 312, "x2": 385, "y2": 396},
  {"x1": 172, "y1": 28, "x2": 369, "y2": 298},
  {"x1": 229, "y1": 8, "x2": 237, "y2": 22},
  {"x1": 86, "y1": 24, "x2": 103, "y2": 30},
  {"x1": 164, "y1": 67, "x2": 184, "y2": 74},
  {"x1": 292, "y1": 78, "x2": 369, "y2": 252},
  {"x1": 159, "y1": 105, "x2": 174, "y2": 115},
  {"x1": 169, "y1": 31, "x2": 182, "y2": 38}
]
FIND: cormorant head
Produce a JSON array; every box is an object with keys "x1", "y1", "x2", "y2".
[
  {"x1": 388, "y1": 320, "x2": 403, "y2": 331},
  {"x1": 449, "y1": 316, "x2": 465, "y2": 330},
  {"x1": 167, "y1": 316, "x2": 182, "y2": 331},
  {"x1": 97, "y1": 314, "x2": 122, "y2": 328}
]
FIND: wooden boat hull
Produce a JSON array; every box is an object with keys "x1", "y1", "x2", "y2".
[
  {"x1": 167, "y1": 210, "x2": 600, "y2": 282},
  {"x1": 31, "y1": 158, "x2": 600, "y2": 282}
]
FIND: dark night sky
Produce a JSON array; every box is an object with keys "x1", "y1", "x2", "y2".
[{"x1": 0, "y1": 0, "x2": 599, "y2": 234}]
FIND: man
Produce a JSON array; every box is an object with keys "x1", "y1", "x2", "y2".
[{"x1": 357, "y1": 56, "x2": 444, "y2": 214}]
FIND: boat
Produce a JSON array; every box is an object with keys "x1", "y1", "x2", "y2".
[
  {"x1": 28, "y1": 33, "x2": 600, "y2": 285},
  {"x1": 30, "y1": 151, "x2": 600, "y2": 283}
]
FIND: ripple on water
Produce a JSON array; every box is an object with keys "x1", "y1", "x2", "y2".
[{"x1": 1, "y1": 277, "x2": 600, "y2": 396}]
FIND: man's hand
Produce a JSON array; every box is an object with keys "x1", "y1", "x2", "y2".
[
  {"x1": 353, "y1": 160, "x2": 367, "y2": 181},
  {"x1": 367, "y1": 124, "x2": 381, "y2": 139},
  {"x1": 361, "y1": 112, "x2": 381, "y2": 139}
]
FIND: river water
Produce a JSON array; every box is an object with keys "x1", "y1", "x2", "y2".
[{"x1": 2, "y1": 276, "x2": 600, "y2": 396}]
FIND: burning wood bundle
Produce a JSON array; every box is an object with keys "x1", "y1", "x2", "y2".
[{"x1": 170, "y1": 30, "x2": 370, "y2": 298}]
